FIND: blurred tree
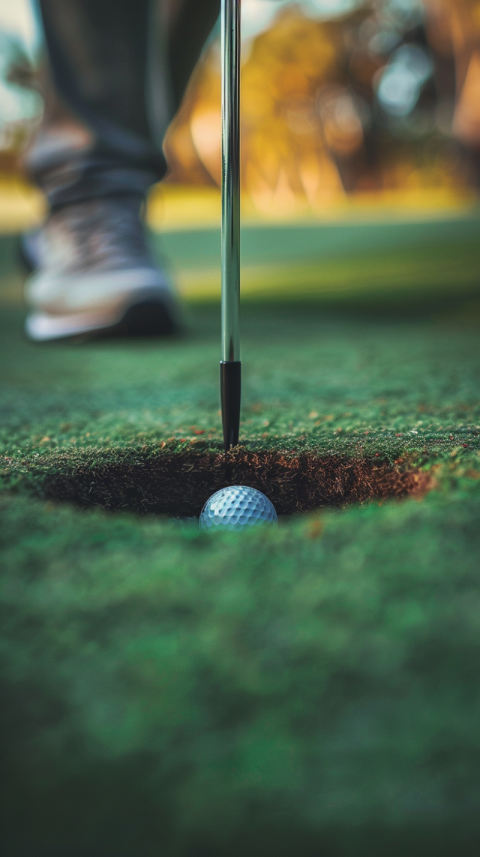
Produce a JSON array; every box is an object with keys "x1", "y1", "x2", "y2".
[
  {"x1": 1, "y1": 1, "x2": 477, "y2": 204},
  {"x1": 164, "y1": 0, "x2": 474, "y2": 211},
  {"x1": 423, "y1": 0, "x2": 480, "y2": 179},
  {"x1": 0, "y1": 33, "x2": 42, "y2": 176}
]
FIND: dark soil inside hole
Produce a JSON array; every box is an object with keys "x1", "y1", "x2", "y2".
[{"x1": 32, "y1": 450, "x2": 432, "y2": 517}]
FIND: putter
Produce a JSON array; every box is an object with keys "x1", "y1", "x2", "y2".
[{"x1": 220, "y1": 0, "x2": 241, "y2": 452}]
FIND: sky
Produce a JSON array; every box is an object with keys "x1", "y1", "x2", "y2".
[
  {"x1": 243, "y1": 0, "x2": 363, "y2": 37},
  {"x1": 0, "y1": 0, "x2": 42, "y2": 126},
  {"x1": 0, "y1": 0, "x2": 41, "y2": 57}
]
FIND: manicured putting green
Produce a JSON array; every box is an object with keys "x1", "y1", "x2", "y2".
[
  {"x1": 1, "y1": 217, "x2": 480, "y2": 855},
  {"x1": 157, "y1": 213, "x2": 480, "y2": 305}
]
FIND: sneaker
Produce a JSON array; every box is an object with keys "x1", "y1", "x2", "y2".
[{"x1": 24, "y1": 195, "x2": 183, "y2": 341}]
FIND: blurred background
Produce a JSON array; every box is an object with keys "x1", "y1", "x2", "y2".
[
  {"x1": 164, "y1": 0, "x2": 480, "y2": 208},
  {"x1": 0, "y1": 0, "x2": 479, "y2": 302}
]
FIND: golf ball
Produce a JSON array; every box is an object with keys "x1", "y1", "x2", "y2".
[{"x1": 199, "y1": 486, "x2": 278, "y2": 531}]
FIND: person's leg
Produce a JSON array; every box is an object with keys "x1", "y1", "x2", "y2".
[
  {"x1": 29, "y1": 0, "x2": 220, "y2": 206},
  {"x1": 25, "y1": 0, "x2": 220, "y2": 340}
]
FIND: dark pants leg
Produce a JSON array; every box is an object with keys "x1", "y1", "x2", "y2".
[{"x1": 28, "y1": 0, "x2": 220, "y2": 207}]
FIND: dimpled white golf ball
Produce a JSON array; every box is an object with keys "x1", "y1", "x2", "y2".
[{"x1": 200, "y1": 486, "x2": 278, "y2": 531}]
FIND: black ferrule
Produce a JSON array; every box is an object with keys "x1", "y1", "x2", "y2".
[{"x1": 220, "y1": 361, "x2": 241, "y2": 451}]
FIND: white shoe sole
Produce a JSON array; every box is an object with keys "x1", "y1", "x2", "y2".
[
  {"x1": 25, "y1": 270, "x2": 183, "y2": 341},
  {"x1": 26, "y1": 295, "x2": 181, "y2": 341}
]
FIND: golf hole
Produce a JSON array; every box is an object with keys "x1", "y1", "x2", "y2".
[{"x1": 25, "y1": 449, "x2": 432, "y2": 518}]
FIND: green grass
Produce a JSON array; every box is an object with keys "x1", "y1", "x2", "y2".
[
  {"x1": 1, "y1": 218, "x2": 480, "y2": 855},
  {"x1": 159, "y1": 215, "x2": 480, "y2": 306}
]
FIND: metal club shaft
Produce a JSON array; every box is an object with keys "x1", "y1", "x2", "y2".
[{"x1": 220, "y1": 0, "x2": 241, "y2": 451}]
